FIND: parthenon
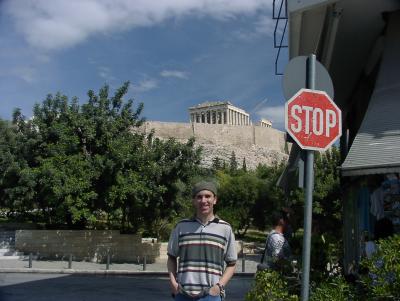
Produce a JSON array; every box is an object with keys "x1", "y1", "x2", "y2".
[{"x1": 188, "y1": 101, "x2": 251, "y2": 126}]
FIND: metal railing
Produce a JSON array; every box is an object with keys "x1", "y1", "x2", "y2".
[{"x1": 273, "y1": 0, "x2": 288, "y2": 75}]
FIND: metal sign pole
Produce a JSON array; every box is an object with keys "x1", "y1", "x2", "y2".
[{"x1": 301, "y1": 53, "x2": 316, "y2": 301}]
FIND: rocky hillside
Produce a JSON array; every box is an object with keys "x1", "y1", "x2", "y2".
[
  {"x1": 197, "y1": 142, "x2": 288, "y2": 169},
  {"x1": 139, "y1": 121, "x2": 290, "y2": 170}
]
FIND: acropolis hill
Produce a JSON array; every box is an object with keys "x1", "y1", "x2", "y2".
[{"x1": 141, "y1": 101, "x2": 289, "y2": 169}]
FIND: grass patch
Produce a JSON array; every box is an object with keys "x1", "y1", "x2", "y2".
[{"x1": 242, "y1": 228, "x2": 268, "y2": 243}]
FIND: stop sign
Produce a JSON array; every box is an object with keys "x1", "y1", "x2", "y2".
[{"x1": 285, "y1": 88, "x2": 342, "y2": 151}]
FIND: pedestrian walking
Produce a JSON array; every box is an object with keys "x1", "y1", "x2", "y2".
[{"x1": 258, "y1": 210, "x2": 291, "y2": 272}]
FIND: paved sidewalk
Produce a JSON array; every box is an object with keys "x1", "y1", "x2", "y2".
[{"x1": 0, "y1": 254, "x2": 260, "y2": 275}]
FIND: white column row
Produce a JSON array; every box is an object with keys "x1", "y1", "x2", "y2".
[{"x1": 191, "y1": 109, "x2": 250, "y2": 125}]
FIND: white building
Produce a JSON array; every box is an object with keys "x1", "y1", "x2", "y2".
[{"x1": 188, "y1": 101, "x2": 251, "y2": 126}]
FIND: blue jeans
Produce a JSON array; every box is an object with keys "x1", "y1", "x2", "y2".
[{"x1": 174, "y1": 293, "x2": 221, "y2": 301}]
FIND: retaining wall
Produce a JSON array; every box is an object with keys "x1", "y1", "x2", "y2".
[
  {"x1": 141, "y1": 121, "x2": 287, "y2": 153},
  {"x1": 15, "y1": 230, "x2": 160, "y2": 263}
]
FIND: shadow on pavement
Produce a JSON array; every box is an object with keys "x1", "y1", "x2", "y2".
[{"x1": 0, "y1": 273, "x2": 253, "y2": 301}]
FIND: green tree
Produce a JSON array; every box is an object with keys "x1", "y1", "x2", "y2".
[
  {"x1": 229, "y1": 151, "x2": 238, "y2": 173},
  {"x1": 1, "y1": 82, "x2": 202, "y2": 234},
  {"x1": 217, "y1": 170, "x2": 263, "y2": 237},
  {"x1": 252, "y1": 163, "x2": 287, "y2": 230},
  {"x1": 242, "y1": 157, "x2": 247, "y2": 172},
  {"x1": 286, "y1": 147, "x2": 343, "y2": 280},
  {"x1": 0, "y1": 118, "x2": 36, "y2": 217},
  {"x1": 212, "y1": 157, "x2": 223, "y2": 171}
]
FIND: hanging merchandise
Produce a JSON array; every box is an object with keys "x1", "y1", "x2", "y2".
[
  {"x1": 380, "y1": 174, "x2": 400, "y2": 234},
  {"x1": 370, "y1": 187, "x2": 384, "y2": 220}
]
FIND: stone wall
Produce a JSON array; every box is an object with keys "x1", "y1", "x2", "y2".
[
  {"x1": 15, "y1": 230, "x2": 160, "y2": 263},
  {"x1": 140, "y1": 121, "x2": 290, "y2": 169},
  {"x1": 142, "y1": 121, "x2": 287, "y2": 152},
  {"x1": 14, "y1": 230, "x2": 254, "y2": 264}
]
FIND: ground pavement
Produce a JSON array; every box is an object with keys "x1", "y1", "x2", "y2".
[{"x1": 0, "y1": 255, "x2": 260, "y2": 301}]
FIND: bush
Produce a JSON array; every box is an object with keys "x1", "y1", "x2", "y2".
[
  {"x1": 245, "y1": 270, "x2": 299, "y2": 301},
  {"x1": 310, "y1": 275, "x2": 355, "y2": 301},
  {"x1": 359, "y1": 234, "x2": 400, "y2": 300}
]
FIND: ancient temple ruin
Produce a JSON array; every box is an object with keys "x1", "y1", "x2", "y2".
[
  {"x1": 188, "y1": 101, "x2": 272, "y2": 127},
  {"x1": 188, "y1": 101, "x2": 251, "y2": 126}
]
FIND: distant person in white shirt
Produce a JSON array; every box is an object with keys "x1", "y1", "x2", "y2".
[{"x1": 259, "y1": 210, "x2": 291, "y2": 271}]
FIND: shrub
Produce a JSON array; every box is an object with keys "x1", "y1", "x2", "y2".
[
  {"x1": 245, "y1": 270, "x2": 299, "y2": 301},
  {"x1": 310, "y1": 275, "x2": 355, "y2": 301},
  {"x1": 359, "y1": 234, "x2": 400, "y2": 300}
]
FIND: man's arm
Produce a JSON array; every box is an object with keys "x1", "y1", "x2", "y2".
[
  {"x1": 218, "y1": 263, "x2": 236, "y2": 286},
  {"x1": 209, "y1": 263, "x2": 236, "y2": 296},
  {"x1": 167, "y1": 255, "x2": 179, "y2": 295}
]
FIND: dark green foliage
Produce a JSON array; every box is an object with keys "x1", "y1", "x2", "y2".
[
  {"x1": 242, "y1": 157, "x2": 247, "y2": 172},
  {"x1": 359, "y1": 234, "x2": 400, "y2": 300},
  {"x1": 216, "y1": 163, "x2": 286, "y2": 236},
  {"x1": 312, "y1": 147, "x2": 342, "y2": 236},
  {"x1": 286, "y1": 147, "x2": 342, "y2": 282},
  {"x1": 229, "y1": 151, "x2": 238, "y2": 173},
  {"x1": 211, "y1": 157, "x2": 223, "y2": 172},
  {"x1": 245, "y1": 270, "x2": 299, "y2": 301},
  {"x1": 310, "y1": 275, "x2": 355, "y2": 301},
  {"x1": 217, "y1": 170, "x2": 262, "y2": 237},
  {"x1": 0, "y1": 83, "x2": 201, "y2": 234}
]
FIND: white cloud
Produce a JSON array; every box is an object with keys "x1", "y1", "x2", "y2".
[
  {"x1": 130, "y1": 79, "x2": 158, "y2": 93},
  {"x1": 3, "y1": 0, "x2": 271, "y2": 51},
  {"x1": 97, "y1": 66, "x2": 116, "y2": 81},
  {"x1": 2, "y1": 66, "x2": 37, "y2": 83},
  {"x1": 160, "y1": 70, "x2": 189, "y2": 79},
  {"x1": 257, "y1": 105, "x2": 285, "y2": 128},
  {"x1": 254, "y1": 15, "x2": 276, "y2": 36},
  {"x1": 234, "y1": 14, "x2": 277, "y2": 41}
]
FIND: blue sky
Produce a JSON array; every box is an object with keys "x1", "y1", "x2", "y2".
[{"x1": 0, "y1": 0, "x2": 288, "y2": 130}]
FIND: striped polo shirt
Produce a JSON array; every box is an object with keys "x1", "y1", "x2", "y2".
[{"x1": 167, "y1": 217, "x2": 237, "y2": 297}]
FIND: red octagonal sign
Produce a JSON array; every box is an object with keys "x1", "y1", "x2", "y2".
[{"x1": 285, "y1": 88, "x2": 342, "y2": 151}]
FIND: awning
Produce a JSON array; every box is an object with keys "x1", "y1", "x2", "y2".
[{"x1": 341, "y1": 11, "x2": 400, "y2": 176}]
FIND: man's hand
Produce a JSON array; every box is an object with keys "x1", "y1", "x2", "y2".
[
  {"x1": 208, "y1": 284, "x2": 220, "y2": 296},
  {"x1": 170, "y1": 280, "x2": 179, "y2": 295},
  {"x1": 167, "y1": 255, "x2": 179, "y2": 297}
]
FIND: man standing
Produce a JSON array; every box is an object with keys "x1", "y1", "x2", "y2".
[
  {"x1": 167, "y1": 181, "x2": 237, "y2": 300},
  {"x1": 259, "y1": 210, "x2": 291, "y2": 271}
]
